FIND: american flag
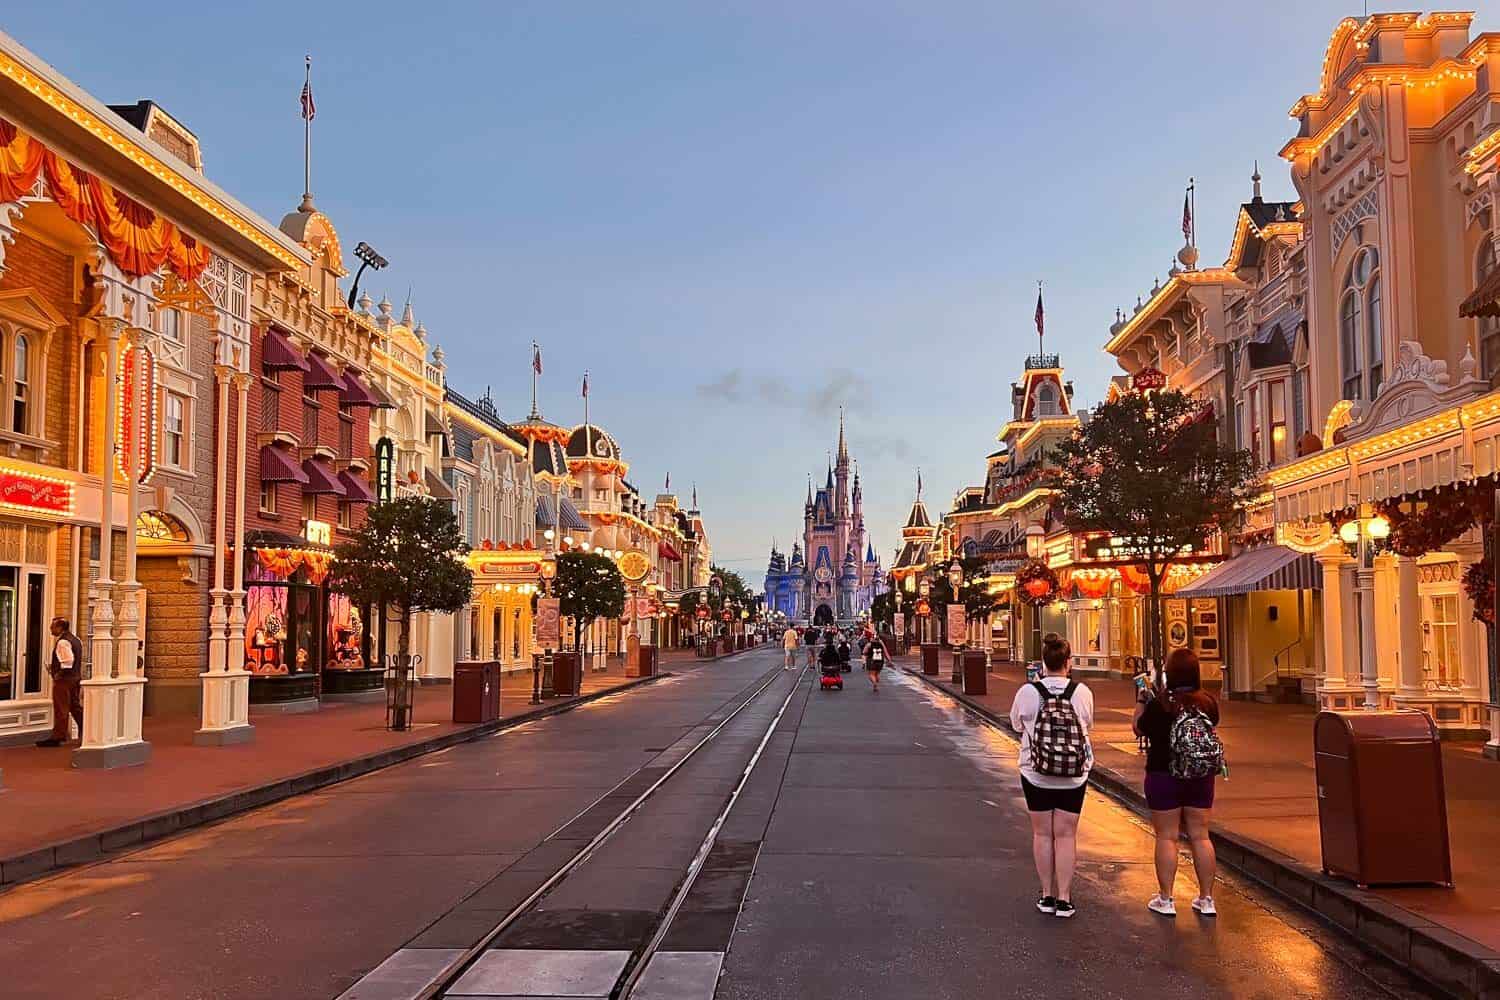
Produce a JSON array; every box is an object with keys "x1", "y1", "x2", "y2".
[
  {"x1": 532, "y1": 344, "x2": 543, "y2": 375},
  {"x1": 1181, "y1": 188, "x2": 1192, "y2": 242},
  {"x1": 581, "y1": 372, "x2": 589, "y2": 398},
  {"x1": 1034, "y1": 287, "x2": 1044, "y2": 337},
  {"x1": 300, "y1": 57, "x2": 316, "y2": 121}
]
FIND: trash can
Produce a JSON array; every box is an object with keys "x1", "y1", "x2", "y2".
[
  {"x1": 1313, "y1": 710, "x2": 1452, "y2": 887},
  {"x1": 551, "y1": 652, "x2": 580, "y2": 697},
  {"x1": 921, "y1": 643, "x2": 939, "y2": 676},
  {"x1": 452, "y1": 660, "x2": 501, "y2": 723},
  {"x1": 950, "y1": 651, "x2": 964, "y2": 684},
  {"x1": 961, "y1": 650, "x2": 987, "y2": 696}
]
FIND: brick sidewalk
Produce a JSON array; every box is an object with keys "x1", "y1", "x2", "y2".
[
  {"x1": 0, "y1": 661, "x2": 652, "y2": 886},
  {"x1": 897, "y1": 652, "x2": 1500, "y2": 993}
]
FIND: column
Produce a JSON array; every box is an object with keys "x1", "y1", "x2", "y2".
[
  {"x1": 1372, "y1": 552, "x2": 1398, "y2": 705},
  {"x1": 227, "y1": 373, "x2": 251, "y2": 672},
  {"x1": 1355, "y1": 556, "x2": 1380, "y2": 710},
  {"x1": 1450, "y1": 540, "x2": 1486, "y2": 707},
  {"x1": 75, "y1": 322, "x2": 150, "y2": 768},
  {"x1": 1393, "y1": 555, "x2": 1425, "y2": 702},
  {"x1": 197, "y1": 365, "x2": 253, "y2": 745},
  {"x1": 1314, "y1": 547, "x2": 1354, "y2": 711},
  {"x1": 114, "y1": 331, "x2": 144, "y2": 691}
]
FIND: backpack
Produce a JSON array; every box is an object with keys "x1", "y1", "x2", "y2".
[
  {"x1": 1028, "y1": 681, "x2": 1091, "y2": 778},
  {"x1": 1167, "y1": 704, "x2": 1224, "y2": 779}
]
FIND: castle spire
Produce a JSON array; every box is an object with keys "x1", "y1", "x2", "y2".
[{"x1": 837, "y1": 406, "x2": 848, "y2": 464}]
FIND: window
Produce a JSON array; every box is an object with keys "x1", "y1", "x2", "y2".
[
  {"x1": 1426, "y1": 592, "x2": 1459, "y2": 688},
  {"x1": 1340, "y1": 247, "x2": 1382, "y2": 400},
  {"x1": 1249, "y1": 385, "x2": 1262, "y2": 464},
  {"x1": 1291, "y1": 369, "x2": 1307, "y2": 443},
  {"x1": 1268, "y1": 379, "x2": 1287, "y2": 466},
  {"x1": 260, "y1": 481, "x2": 277, "y2": 514},
  {"x1": 302, "y1": 493, "x2": 316, "y2": 523},
  {"x1": 1478, "y1": 238, "x2": 1500, "y2": 383},
  {"x1": 337, "y1": 500, "x2": 353, "y2": 530},
  {"x1": 11, "y1": 334, "x2": 27, "y2": 434},
  {"x1": 1035, "y1": 383, "x2": 1056, "y2": 416},
  {"x1": 159, "y1": 308, "x2": 181, "y2": 343},
  {"x1": 163, "y1": 392, "x2": 186, "y2": 468}
]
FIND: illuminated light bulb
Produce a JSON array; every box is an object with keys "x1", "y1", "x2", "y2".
[
  {"x1": 1366, "y1": 515, "x2": 1391, "y2": 541},
  {"x1": 1338, "y1": 520, "x2": 1360, "y2": 545}
]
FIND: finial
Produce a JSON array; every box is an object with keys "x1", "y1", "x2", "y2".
[
  {"x1": 357, "y1": 289, "x2": 372, "y2": 315},
  {"x1": 400, "y1": 292, "x2": 414, "y2": 328},
  {"x1": 1252, "y1": 160, "x2": 1263, "y2": 201}
]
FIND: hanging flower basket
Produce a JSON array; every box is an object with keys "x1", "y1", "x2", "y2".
[
  {"x1": 1463, "y1": 555, "x2": 1494, "y2": 626},
  {"x1": 1015, "y1": 559, "x2": 1059, "y2": 606}
]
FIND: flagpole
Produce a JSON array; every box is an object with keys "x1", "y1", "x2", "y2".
[
  {"x1": 1037, "y1": 280, "x2": 1044, "y2": 357},
  {"x1": 1189, "y1": 177, "x2": 1196, "y2": 249},
  {"x1": 530, "y1": 341, "x2": 539, "y2": 418},
  {"x1": 302, "y1": 55, "x2": 312, "y2": 210}
]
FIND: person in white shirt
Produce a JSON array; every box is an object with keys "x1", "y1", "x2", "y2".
[
  {"x1": 1008, "y1": 635, "x2": 1095, "y2": 919},
  {"x1": 37, "y1": 617, "x2": 84, "y2": 747}
]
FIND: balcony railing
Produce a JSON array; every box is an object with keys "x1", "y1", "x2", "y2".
[{"x1": 1024, "y1": 353, "x2": 1060, "y2": 370}]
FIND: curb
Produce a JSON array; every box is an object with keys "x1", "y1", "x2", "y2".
[
  {"x1": 902, "y1": 666, "x2": 1500, "y2": 1000},
  {"x1": 0, "y1": 672, "x2": 670, "y2": 891}
]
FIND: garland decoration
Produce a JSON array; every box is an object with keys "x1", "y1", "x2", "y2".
[
  {"x1": 1015, "y1": 558, "x2": 1060, "y2": 606},
  {"x1": 1377, "y1": 482, "x2": 1493, "y2": 558}
]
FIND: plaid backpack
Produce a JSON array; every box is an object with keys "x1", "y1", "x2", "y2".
[
  {"x1": 1028, "y1": 680, "x2": 1091, "y2": 778},
  {"x1": 1167, "y1": 705, "x2": 1224, "y2": 779}
]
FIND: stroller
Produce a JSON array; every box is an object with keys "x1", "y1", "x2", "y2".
[{"x1": 837, "y1": 638, "x2": 852, "y2": 673}]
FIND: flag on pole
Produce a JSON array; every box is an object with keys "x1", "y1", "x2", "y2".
[
  {"x1": 581, "y1": 372, "x2": 589, "y2": 398},
  {"x1": 1033, "y1": 286, "x2": 1045, "y2": 338},
  {"x1": 1181, "y1": 188, "x2": 1193, "y2": 242},
  {"x1": 916, "y1": 468, "x2": 923, "y2": 498},
  {"x1": 300, "y1": 57, "x2": 316, "y2": 121},
  {"x1": 532, "y1": 344, "x2": 543, "y2": 375}
]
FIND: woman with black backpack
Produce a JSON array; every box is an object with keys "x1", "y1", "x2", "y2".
[
  {"x1": 1007, "y1": 635, "x2": 1094, "y2": 919},
  {"x1": 1132, "y1": 647, "x2": 1223, "y2": 918}
]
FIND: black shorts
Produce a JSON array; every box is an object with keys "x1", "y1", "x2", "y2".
[{"x1": 1020, "y1": 776, "x2": 1087, "y2": 814}]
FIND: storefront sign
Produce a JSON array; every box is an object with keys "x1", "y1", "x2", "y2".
[
  {"x1": 946, "y1": 604, "x2": 967, "y2": 644},
  {"x1": 1276, "y1": 519, "x2": 1333, "y2": 554},
  {"x1": 536, "y1": 597, "x2": 561, "y2": 647},
  {"x1": 303, "y1": 519, "x2": 333, "y2": 547},
  {"x1": 1131, "y1": 366, "x2": 1167, "y2": 391},
  {"x1": 0, "y1": 466, "x2": 74, "y2": 517},
  {"x1": 894, "y1": 612, "x2": 905, "y2": 638},
  {"x1": 375, "y1": 436, "x2": 395, "y2": 503}
]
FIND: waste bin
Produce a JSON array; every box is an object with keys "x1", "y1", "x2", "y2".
[
  {"x1": 950, "y1": 651, "x2": 964, "y2": 684},
  {"x1": 550, "y1": 652, "x2": 580, "y2": 697},
  {"x1": 961, "y1": 650, "x2": 987, "y2": 696},
  {"x1": 452, "y1": 660, "x2": 501, "y2": 723},
  {"x1": 921, "y1": 643, "x2": 939, "y2": 676},
  {"x1": 1313, "y1": 710, "x2": 1452, "y2": 887}
]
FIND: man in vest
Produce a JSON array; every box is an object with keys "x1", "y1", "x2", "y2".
[{"x1": 36, "y1": 617, "x2": 84, "y2": 747}]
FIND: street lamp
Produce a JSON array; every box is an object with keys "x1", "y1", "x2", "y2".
[
  {"x1": 345, "y1": 241, "x2": 389, "y2": 309},
  {"x1": 534, "y1": 556, "x2": 559, "y2": 704},
  {"x1": 1336, "y1": 507, "x2": 1391, "y2": 710},
  {"x1": 948, "y1": 559, "x2": 965, "y2": 650}
]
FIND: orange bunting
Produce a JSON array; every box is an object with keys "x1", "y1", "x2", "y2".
[
  {"x1": 0, "y1": 117, "x2": 212, "y2": 282},
  {"x1": 256, "y1": 547, "x2": 333, "y2": 583}
]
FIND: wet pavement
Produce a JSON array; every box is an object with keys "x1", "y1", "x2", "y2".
[{"x1": 0, "y1": 649, "x2": 1437, "y2": 999}]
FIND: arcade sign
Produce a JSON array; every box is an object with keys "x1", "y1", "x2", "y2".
[{"x1": 303, "y1": 519, "x2": 333, "y2": 547}]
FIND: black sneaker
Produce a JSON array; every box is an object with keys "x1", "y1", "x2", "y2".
[
  {"x1": 1053, "y1": 900, "x2": 1076, "y2": 919},
  {"x1": 1036, "y1": 895, "x2": 1057, "y2": 915}
]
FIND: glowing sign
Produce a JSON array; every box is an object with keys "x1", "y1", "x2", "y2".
[
  {"x1": 0, "y1": 466, "x2": 74, "y2": 516},
  {"x1": 303, "y1": 519, "x2": 333, "y2": 547}
]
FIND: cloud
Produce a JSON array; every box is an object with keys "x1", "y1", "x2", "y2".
[{"x1": 695, "y1": 367, "x2": 877, "y2": 420}]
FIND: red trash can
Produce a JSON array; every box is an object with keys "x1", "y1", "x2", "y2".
[
  {"x1": 452, "y1": 660, "x2": 501, "y2": 723},
  {"x1": 961, "y1": 651, "x2": 987, "y2": 696},
  {"x1": 921, "y1": 643, "x2": 940, "y2": 676}
]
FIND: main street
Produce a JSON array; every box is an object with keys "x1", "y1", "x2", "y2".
[{"x1": 0, "y1": 647, "x2": 1424, "y2": 1000}]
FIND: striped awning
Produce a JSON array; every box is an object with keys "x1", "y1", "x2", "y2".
[
  {"x1": 1175, "y1": 544, "x2": 1320, "y2": 598},
  {"x1": 558, "y1": 498, "x2": 587, "y2": 531}
]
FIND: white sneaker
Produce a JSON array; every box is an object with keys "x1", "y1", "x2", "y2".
[
  {"x1": 1148, "y1": 895, "x2": 1176, "y2": 917},
  {"x1": 1192, "y1": 896, "x2": 1216, "y2": 916}
]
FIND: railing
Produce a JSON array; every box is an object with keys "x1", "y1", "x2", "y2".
[
  {"x1": 260, "y1": 385, "x2": 280, "y2": 434},
  {"x1": 1024, "y1": 353, "x2": 1060, "y2": 370}
]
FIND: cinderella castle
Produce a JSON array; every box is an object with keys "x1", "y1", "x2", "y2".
[{"x1": 765, "y1": 415, "x2": 882, "y2": 624}]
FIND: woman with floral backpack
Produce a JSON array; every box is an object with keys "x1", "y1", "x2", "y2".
[
  {"x1": 1133, "y1": 647, "x2": 1224, "y2": 917},
  {"x1": 1008, "y1": 635, "x2": 1094, "y2": 919}
]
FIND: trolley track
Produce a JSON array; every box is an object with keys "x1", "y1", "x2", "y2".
[{"x1": 379, "y1": 658, "x2": 810, "y2": 1000}]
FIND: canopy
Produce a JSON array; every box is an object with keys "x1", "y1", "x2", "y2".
[
  {"x1": 301, "y1": 458, "x2": 347, "y2": 495},
  {"x1": 303, "y1": 351, "x2": 345, "y2": 391},
  {"x1": 261, "y1": 328, "x2": 309, "y2": 372},
  {"x1": 1175, "y1": 545, "x2": 1320, "y2": 598},
  {"x1": 339, "y1": 371, "x2": 378, "y2": 408},
  {"x1": 337, "y1": 469, "x2": 375, "y2": 503},
  {"x1": 258, "y1": 444, "x2": 308, "y2": 484}
]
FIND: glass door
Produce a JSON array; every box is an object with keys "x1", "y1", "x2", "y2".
[
  {"x1": 0, "y1": 567, "x2": 14, "y2": 700},
  {"x1": 23, "y1": 571, "x2": 43, "y2": 695}
]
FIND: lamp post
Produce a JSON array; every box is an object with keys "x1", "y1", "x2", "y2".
[
  {"x1": 919, "y1": 577, "x2": 931, "y2": 645},
  {"x1": 534, "y1": 555, "x2": 558, "y2": 704},
  {"x1": 345, "y1": 241, "x2": 389, "y2": 310},
  {"x1": 1025, "y1": 524, "x2": 1046, "y2": 662},
  {"x1": 1338, "y1": 509, "x2": 1390, "y2": 710},
  {"x1": 948, "y1": 559, "x2": 965, "y2": 650}
]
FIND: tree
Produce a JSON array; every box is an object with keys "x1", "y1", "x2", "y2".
[
  {"x1": 1050, "y1": 387, "x2": 1260, "y2": 670},
  {"x1": 709, "y1": 564, "x2": 754, "y2": 612},
  {"x1": 328, "y1": 495, "x2": 473, "y2": 669},
  {"x1": 553, "y1": 550, "x2": 627, "y2": 652}
]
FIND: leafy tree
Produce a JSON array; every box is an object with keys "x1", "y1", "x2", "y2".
[
  {"x1": 709, "y1": 564, "x2": 754, "y2": 613},
  {"x1": 554, "y1": 550, "x2": 627, "y2": 652},
  {"x1": 328, "y1": 496, "x2": 472, "y2": 668},
  {"x1": 1050, "y1": 387, "x2": 1259, "y2": 669}
]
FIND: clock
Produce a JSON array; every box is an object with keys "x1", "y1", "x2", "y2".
[{"x1": 814, "y1": 566, "x2": 833, "y2": 583}]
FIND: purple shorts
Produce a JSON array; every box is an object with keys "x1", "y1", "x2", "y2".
[{"x1": 1144, "y1": 772, "x2": 1215, "y2": 811}]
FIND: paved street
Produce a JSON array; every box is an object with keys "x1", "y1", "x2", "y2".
[{"x1": 0, "y1": 647, "x2": 1429, "y2": 999}]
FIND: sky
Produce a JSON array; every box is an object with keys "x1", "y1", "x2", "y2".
[{"x1": 4, "y1": 1, "x2": 1452, "y2": 577}]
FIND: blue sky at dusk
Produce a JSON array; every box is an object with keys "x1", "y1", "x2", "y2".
[{"x1": 5, "y1": 1, "x2": 1439, "y2": 575}]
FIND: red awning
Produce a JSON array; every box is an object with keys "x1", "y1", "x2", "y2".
[
  {"x1": 340, "y1": 371, "x2": 378, "y2": 408},
  {"x1": 302, "y1": 458, "x2": 347, "y2": 495},
  {"x1": 259, "y1": 444, "x2": 309, "y2": 484},
  {"x1": 261, "y1": 328, "x2": 310, "y2": 372},
  {"x1": 338, "y1": 468, "x2": 376, "y2": 503},
  {"x1": 365, "y1": 379, "x2": 398, "y2": 409},
  {"x1": 659, "y1": 540, "x2": 682, "y2": 561},
  {"x1": 304, "y1": 352, "x2": 345, "y2": 391},
  {"x1": 1460, "y1": 265, "x2": 1500, "y2": 318}
]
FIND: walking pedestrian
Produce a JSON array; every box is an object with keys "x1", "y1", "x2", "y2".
[
  {"x1": 1008, "y1": 635, "x2": 1094, "y2": 919},
  {"x1": 782, "y1": 624, "x2": 800, "y2": 670},
  {"x1": 1133, "y1": 647, "x2": 1223, "y2": 917},
  {"x1": 862, "y1": 632, "x2": 887, "y2": 691},
  {"x1": 36, "y1": 617, "x2": 84, "y2": 747},
  {"x1": 804, "y1": 627, "x2": 818, "y2": 668}
]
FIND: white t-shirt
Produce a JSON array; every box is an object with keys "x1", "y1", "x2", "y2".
[
  {"x1": 54, "y1": 636, "x2": 75, "y2": 668},
  {"x1": 1008, "y1": 674, "x2": 1095, "y2": 789}
]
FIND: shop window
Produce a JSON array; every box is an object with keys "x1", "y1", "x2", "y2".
[
  {"x1": 11, "y1": 334, "x2": 27, "y2": 435},
  {"x1": 163, "y1": 391, "x2": 186, "y2": 468},
  {"x1": 1425, "y1": 592, "x2": 1460, "y2": 687},
  {"x1": 1478, "y1": 238, "x2": 1500, "y2": 383},
  {"x1": 260, "y1": 481, "x2": 278, "y2": 515},
  {"x1": 1268, "y1": 379, "x2": 1287, "y2": 466}
]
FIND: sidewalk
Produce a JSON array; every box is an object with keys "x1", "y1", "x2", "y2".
[
  {"x1": 898, "y1": 652, "x2": 1500, "y2": 998},
  {"x1": 0, "y1": 661, "x2": 657, "y2": 888}
]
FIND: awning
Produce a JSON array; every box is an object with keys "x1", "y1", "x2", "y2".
[
  {"x1": 1175, "y1": 545, "x2": 1320, "y2": 598},
  {"x1": 261, "y1": 328, "x2": 309, "y2": 372},
  {"x1": 424, "y1": 467, "x2": 455, "y2": 500},
  {"x1": 365, "y1": 379, "x2": 398, "y2": 409},
  {"x1": 302, "y1": 458, "x2": 347, "y2": 495},
  {"x1": 425, "y1": 410, "x2": 446, "y2": 438},
  {"x1": 659, "y1": 540, "x2": 682, "y2": 561},
  {"x1": 259, "y1": 444, "x2": 308, "y2": 484},
  {"x1": 340, "y1": 371, "x2": 378, "y2": 408},
  {"x1": 338, "y1": 469, "x2": 376, "y2": 503},
  {"x1": 558, "y1": 498, "x2": 587, "y2": 531},
  {"x1": 535, "y1": 496, "x2": 557, "y2": 527},
  {"x1": 304, "y1": 351, "x2": 345, "y2": 391},
  {"x1": 1460, "y1": 265, "x2": 1500, "y2": 318}
]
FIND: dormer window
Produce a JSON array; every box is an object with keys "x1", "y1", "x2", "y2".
[
  {"x1": 1478, "y1": 237, "x2": 1499, "y2": 383},
  {"x1": 1035, "y1": 383, "x2": 1057, "y2": 417}
]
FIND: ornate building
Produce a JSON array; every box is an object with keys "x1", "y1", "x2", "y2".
[{"x1": 765, "y1": 416, "x2": 880, "y2": 623}]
